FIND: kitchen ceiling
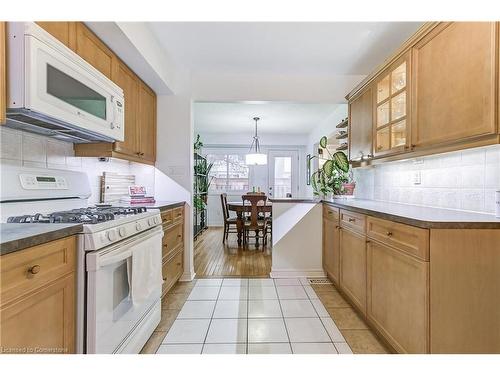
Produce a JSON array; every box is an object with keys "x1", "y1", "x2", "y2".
[
  {"x1": 194, "y1": 101, "x2": 340, "y2": 134},
  {"x1": 147, "y1": 22, "x2": 423, "y2": 76}
]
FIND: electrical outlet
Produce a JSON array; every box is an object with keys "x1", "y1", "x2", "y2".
[{"x1": 412, "y1": 171, "x2": 422, "y2": 185}]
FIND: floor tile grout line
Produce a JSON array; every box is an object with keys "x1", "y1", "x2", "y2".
[
  {"x1": 201, "y1": 281, "x2": 223, "y2": 352},
  {"x1": 274, "y1": 278, "x2": 293, "y2": 353}
]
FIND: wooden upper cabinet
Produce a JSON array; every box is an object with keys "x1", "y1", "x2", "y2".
[
  {"x1": 349, "y1": 86, "x2": 373, "y2": 162},
  {"x1": 36, "y1": 22, "x2": 76, "y2": 48},
  {"x1": 112, "y1": 61, "x2": 139, "y2": 156},
  {"x1": 137, "y1": 82, "x2": 157, "y2": 163},
  {"x1": 74, "y1": 23, "x2": 114, "y2": 79},
  {"x1": 373, "y1": 52, "x2": 411, "y2": 157},
  {"x1": 411, "y1": 22, "x2": 497, "y2": 148},
  {"x1": 1, "y1": 22, "x2": 6, "y2": 125}
]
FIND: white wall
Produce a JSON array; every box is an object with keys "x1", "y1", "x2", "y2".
[
  {"x1": 0, "y1": 127, "x2": 155, "y2": 204},
  {"x1": 353, "y1": 145, "x2": 500, "y2": 214}
]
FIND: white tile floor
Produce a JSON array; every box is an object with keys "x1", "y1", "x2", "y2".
[{"x1": 157, "y1": 277, "x2": 353, "y2": 354}]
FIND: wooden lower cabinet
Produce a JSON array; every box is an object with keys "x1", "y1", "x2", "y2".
[
  {"x1": 160, "y1": 205, "x2": 185, "y2": 295},
  {"x1": 323, "y1": 207, "x2": 340, "y2": 285},
  {"x1": 430, "y1": 229, "x2": 500, "y2": 353},
  {"x1": 0, "y1": 236, "x2": 76, "y2": 354},
  {"x1": 367, "y1": 240, "x2": 429, "y2": 353},
  {"x1": 339, "y1": 227, "x2": 367, "y2": 315}
]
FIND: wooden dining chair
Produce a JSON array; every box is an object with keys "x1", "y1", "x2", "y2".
[
  {"x1": 242, "y1": 194, "x2": 269, "y2": 248},
  {"x1": 220, "y1": 193, "x2": 238, "y2": 243}
]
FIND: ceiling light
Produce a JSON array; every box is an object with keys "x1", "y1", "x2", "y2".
[{"x1": 245, "y1": 117, "x2": 267, "y2": 166}]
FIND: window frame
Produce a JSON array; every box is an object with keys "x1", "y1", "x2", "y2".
[{"x1": 204, "y1": 148, "x2": 251, "y2": 195}]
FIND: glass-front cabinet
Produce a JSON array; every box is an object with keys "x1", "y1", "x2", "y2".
[{"x1": 373, "y1": 53, "x2": 410, "y2": 156}]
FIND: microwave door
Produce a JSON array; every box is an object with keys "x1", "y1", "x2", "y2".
[{"x1": 25, "y1": 35, "x2": 123, "y2": 141}]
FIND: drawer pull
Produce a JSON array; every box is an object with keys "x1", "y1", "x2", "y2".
[
  {"x1": 386, "y1": 231, "x2": 393, "y2": 236},
  {"x1": 177, "y1": 234, "x2": 182, "y2": 238},
  {"x1": 28, "y1": 265, "x2": 41, "y2": 275},
  {"x1": 176, "y1": 262, "x2": 181, "y2": 266},
  {"x1": 327, "y1": 210, "x2": 333, "y2": 214},
  {"x1": 335, "y1": 225, "x2": 340, "y2": 229},
  {"x1": 348, "y1": 218, "x2": 355, "y2": 222},
  {"x1": 163, "y1": 277, "x2": 167, "y2": 281}
]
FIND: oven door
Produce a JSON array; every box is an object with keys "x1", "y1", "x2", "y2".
[
  {"x1": 24, "y1": 33, "x2": 124, "y2": 141},
  {"x1": 85, "y1": 226, "x2": 163, "y2": 354}
]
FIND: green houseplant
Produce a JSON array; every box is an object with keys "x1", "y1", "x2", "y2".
[{"x1": 311, "y1": 136, "x2": 354, "y2": 198}]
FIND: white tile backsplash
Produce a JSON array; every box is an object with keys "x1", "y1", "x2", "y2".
[
  {"x1": 0, "y1": 127, "x2": 155, "y2": 204},
  {"x1": 354, "y1": 145, "x2": 500, "y2": 214}
]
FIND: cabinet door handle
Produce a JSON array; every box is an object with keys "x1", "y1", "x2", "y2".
[
  {"x1": 28, "y1": 264, "x2": 41, "y2": 275},
  {"x1": 335, "y1": 225, "x2": 340, "y2": 229},
  {"x1": 386, "y1": 231, "x2": 393, "y2": 236},
  {"x1": 366, "y1": 240, "x2": 371, "y2": 244},
  {"x1": 177, "y1": 234, "x2": 182, "y2": 238},
  {"x1": 176, "y1": 262, "x2": 182, "y2": 266},
  {"x1": 348, "y1": 218, "x2": 355, "y2": 222}
]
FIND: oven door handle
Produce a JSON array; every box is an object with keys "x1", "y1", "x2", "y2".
[{"x1": 98, "y1": 249, "x2": 133, "y2": 268}]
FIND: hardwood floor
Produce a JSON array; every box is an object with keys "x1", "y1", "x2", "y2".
[{"x1": 194, "y1": 227, "x2": 272, "y2": 278}]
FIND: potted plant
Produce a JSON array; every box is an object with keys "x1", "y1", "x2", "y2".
[
  {"x1": 194, "y1": 134, "x2": 203, "y2": 153},
  {"x1": 310, "y1": 136, "x2": 355, "y2": 198}
]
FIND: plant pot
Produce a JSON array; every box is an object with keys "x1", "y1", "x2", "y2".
[{"x1": 342, "y1": 182, "x2": 356, "y2": 196}]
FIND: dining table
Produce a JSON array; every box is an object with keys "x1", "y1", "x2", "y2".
[{"x1": 227, "y1": 201, "x2": 272, "y2": 246}]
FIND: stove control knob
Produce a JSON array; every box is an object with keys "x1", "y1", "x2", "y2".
[
  {"x1": 148, "y1": 218, "x2": 153, "y2": 226},
  {"x1": 118, "y1": 227, "x2": 126, "y2": 237},
  {"x1": 136, "y1": 223, "x2": 142, "y2": 231},
  {"x1": 154, "y1": 216, "x2": 160, "y2": 224},
  {"x1": 107, "y1": 230, "x2": 116, "y2": 242}
]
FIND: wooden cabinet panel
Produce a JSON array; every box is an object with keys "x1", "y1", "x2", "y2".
[
  {"x1": 366, "y1": 216, "x2": 429, "y2": 261},
  {"x1": 74, "y1": 23, "x2": 114, "y2": 79},
  {"x1": 367, "y1": 240, "x2": 429, "y2": 353},
  {"x1": 1, "y1": 236, "x2": 76, "y2": 304},
  {"x1": 339, "y1": 209, "x2": 366, "y2": 234},
  {"x1": 373, "y1": 52, "x2": 411, "y2": 157},
  {"x1": 162, "y1": 250, "x2": 183, "y2": 296},
  {"x1": 430, "y1": 229, "x2": 500, "y2": 353},
  {"x1": 349, "y1": 87, "x2": 373, "y2": 162},
  {"x1": 112, "y1": 61, "x2": 139, "y2": 156},
  {"x1": 323, "y1": 214, "x2": 340, "y2": 285},
  {"x1": 36, "y1": 22, "x2": 76, "y2": 48},
  {"x1": 1, "y1": 22, "x2": 5, "y2": 125},
  {"x1": 411, "y1": 22, "x2": 497, "y2": 148},
  {"x1": 137, "y1": 82, "x2": 157, "y2": 163},
  {"x1": 162, "y1": 222, "x2": 183, "y2": 261},
  {"x1": 339, "y1": 228, "x2": 367, "y2": 314},
  {"x1": 0, "y1": 273, "x2": 75, "y2": 354}
]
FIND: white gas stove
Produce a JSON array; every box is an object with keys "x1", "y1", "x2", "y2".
[{"x1": 0, "y1": 165, "x2": 163, "y2": 354}]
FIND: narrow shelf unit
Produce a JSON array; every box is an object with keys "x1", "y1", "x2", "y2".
[{"x1": 193, "y1": 152, "x2": 208, "y2": 239}]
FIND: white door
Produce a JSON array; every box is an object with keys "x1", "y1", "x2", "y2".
[{"x1": 268, "y1": 150, "x2": 299, "y2": 198}]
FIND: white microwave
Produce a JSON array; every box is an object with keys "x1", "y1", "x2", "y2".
[{"x1": 6, "y1": 22, "x2": 124, "y2": 143}]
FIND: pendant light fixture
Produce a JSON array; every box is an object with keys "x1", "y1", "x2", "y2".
[{"x1": 245, "y1": 117, "x2": 267, "y2": 165}]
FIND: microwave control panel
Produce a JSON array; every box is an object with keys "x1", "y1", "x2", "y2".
[{"x1": 19, "y1": 174, "x2": 69, "y2": 190}]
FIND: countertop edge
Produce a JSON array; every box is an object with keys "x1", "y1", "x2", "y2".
[
  {"x1": 0, "y1": 224, "x2": 83, "y2": 256},
  {"x1": 322, "y1": 200, "x2": 500, "y2": 229}
]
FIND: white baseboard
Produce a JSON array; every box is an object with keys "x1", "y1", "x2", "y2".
[
  {"x1": 179, "y1": 270, "x2": 196, "y2": 282},
  {"x1": 269, "y1": 268, "x2": 326, "y2": 279}
]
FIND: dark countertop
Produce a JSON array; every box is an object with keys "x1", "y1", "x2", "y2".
[
  {"x1": 0, "y1": 223, "x2": 83, "y2": 256},
  {"x1": 269, "y1": 197, "x2": 500, "y2": 229},
  {"x1": 123, "y1": 201, "x2": 185, "y2": 211}
]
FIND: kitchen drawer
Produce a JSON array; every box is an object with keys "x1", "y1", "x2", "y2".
[
  {"x1": 340, "y1": 209, "x2": 366, "y2": 234},
  {"x1": 162, "y1": 250, "x2": 183, "y2": 295},
  {"x1": 323, "y1": 205, "x2": 340, "y2": 222},
  {"x1": 160, "y1": 209, "x2": 173, "y2": 226},
  {"x1": 162, "y1": 222, "x2": 183, "y2": 261},
  {"x1": 367, "y1": 217, "x2": 429, "y2": 261},
  {"x1": 0, "y1": 236, "x2": 76, "y2": 305},
  {"x1": 172, "y1": 206, "x2": 184, "y2": 223}
]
